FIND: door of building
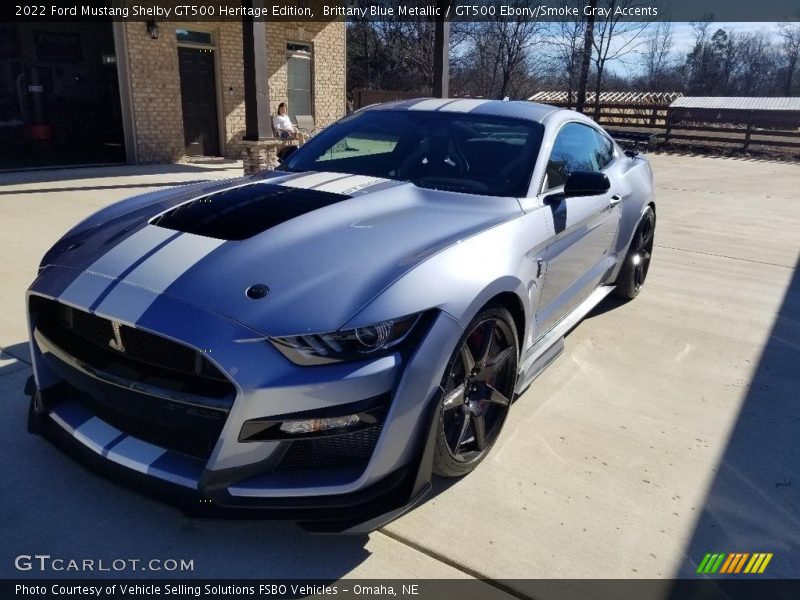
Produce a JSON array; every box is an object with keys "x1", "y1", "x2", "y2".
[
  {"x1": 0, "y1": 23, "x2": 126, "y2": 170},
  {"x1": 178, "y1": 46, "x2": 219, "y2": 156}
]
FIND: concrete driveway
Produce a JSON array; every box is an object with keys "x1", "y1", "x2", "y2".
[{"x1": 1, "y1": 155, "x2": 798, "y2": 590}]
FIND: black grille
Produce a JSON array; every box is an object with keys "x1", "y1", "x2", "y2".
[
  {"x1": 31, "y1": 297, "x2": 236, "y2": 461},
  {"x1": 58, "y1": 303, "x2": 223, "y2": 381},
  {"x1": 32, "y1": 297, "x2": 231, "y2": 398},
  {"x1": 277, "y1": 426, "x2": 383, "y2": 472}
]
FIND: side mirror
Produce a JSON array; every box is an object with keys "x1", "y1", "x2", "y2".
[
  {"x1": 276, "y1": 145, "x2": 298, "y2": 163},
  {"x1": 563, "y1": 171, "x2": 610, "y2": 197}
]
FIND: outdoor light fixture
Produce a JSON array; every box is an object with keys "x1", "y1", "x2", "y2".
[{"x1": 146, "y1": 21, "x2": 159, "y2": 40}]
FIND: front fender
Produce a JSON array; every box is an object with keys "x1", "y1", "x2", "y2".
[{"x1": 342, "y1": 215, "x2": 542, "y2": 347}]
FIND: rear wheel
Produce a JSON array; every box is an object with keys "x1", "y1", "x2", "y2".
[
  {"x1": 614, "y1": 206, "x2": 655, "y2": 300},
  {"x1": 433, "y1": 307, "x2": 519, "y2": 477}
]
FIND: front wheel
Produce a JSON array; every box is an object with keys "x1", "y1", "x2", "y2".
[
  {"x1": 432, "y1": 306, "x2": 519, "y2": 477},
  {"x1": 614, "y1": 206, "x2": 655, "y2": 300}
]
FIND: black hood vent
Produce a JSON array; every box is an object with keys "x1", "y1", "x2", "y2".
[{"x1": 150, "y1": 182, "x2": 351, "y2": 241}]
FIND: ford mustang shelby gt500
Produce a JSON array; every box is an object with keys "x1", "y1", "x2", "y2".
[{"x1": 26, "y1": 98, "x2": 655, "y2": 532}]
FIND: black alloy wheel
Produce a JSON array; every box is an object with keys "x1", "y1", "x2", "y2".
[
  {"x1": 433, "y1": 306, "x2": 519, "y2": 477},
  {"x1": 614, "y1": 206, "x2": 655, "y2": 299}
]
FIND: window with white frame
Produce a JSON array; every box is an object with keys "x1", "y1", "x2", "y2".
[{"x1": 286, "y1": 42, "x2": 312, "y2": 121}]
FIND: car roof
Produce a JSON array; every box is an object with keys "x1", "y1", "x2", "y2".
[{"x1": 359, "y1": 98, "x2": 559, "y2": 124}]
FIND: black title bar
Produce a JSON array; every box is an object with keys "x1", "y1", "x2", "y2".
[
  {"x1": 3, "y1": 0, "x2": 800, "y2": 23},
  {"x1": 6, "y1": 579, "x2": 800, "y2": 600}
]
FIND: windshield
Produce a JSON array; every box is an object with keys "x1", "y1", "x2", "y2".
[{"x1": 280, "y1": 110, "x2": 544, "y2": 197}]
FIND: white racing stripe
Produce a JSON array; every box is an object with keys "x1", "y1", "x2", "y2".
[
  {"x1": 73, "y1": 417, "x2": 124, "y2": 455},
  {"x1": 121, "y1": 232, "x2": 224, "y2": 292},
  {"x1": 278, "y1": 172, "x2": 348, "y2": 189},
  {"x1": 408, "y1": 98, "x2": 455, "y2": 111},
  {"x1": 59, "y1": 272, "x2": 118, "y2": 310},
  {"x1": 50, "y1": 409, "x2": 79, "y2": 435},
  {"x1": 439, "y1": 98, "x2": 491, "y2": 113},
  {"x1": 94, "y1": 231, "x2": 224, "y2": 323},
  {"x1": 314, "y1": 175, "x2": 390, "y2": 195},
  {"x1": 83, "y1": 226, "x2": 178, "y2": 278},
  {"x1": 59, "y1": 226, "x2": 177, "y2": 306},
  {"x1": 105, "y1": 436, "x2": 167, "y2": 474},
  {"x1": 49, "y1": 401, "x2": 200, "y2": 487}
]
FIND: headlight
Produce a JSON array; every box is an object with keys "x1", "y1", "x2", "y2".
[{"x1": 270, "y1": 312, "x2": 429, "y2": 365}]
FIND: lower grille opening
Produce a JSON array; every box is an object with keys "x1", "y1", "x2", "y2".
[
  {"x1": 74, "y1": 390, "x2": 223, "y2": 460},
  {"x1": 276, "y1": 426, "x2": 383, "y2": 472}
]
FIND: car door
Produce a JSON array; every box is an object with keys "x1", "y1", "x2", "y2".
[{"x1": 536, "y1": 123, "x2": 622, "y2": 333}]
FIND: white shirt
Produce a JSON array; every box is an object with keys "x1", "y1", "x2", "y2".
[{"x1": 273, "y1": 114, "x2": 295, "y2": 132}]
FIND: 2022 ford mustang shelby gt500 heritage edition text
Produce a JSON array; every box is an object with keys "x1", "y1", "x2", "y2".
[{"x1": 25, "y1": 99, "x2": 655, "y2": 532}]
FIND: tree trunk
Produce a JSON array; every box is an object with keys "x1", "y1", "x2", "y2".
[
  {"x1": 592, "y1": 61, "x2": 605, "y2": 120},
  {"x1": 575, "y1": 0, "x2": 596, "y2": 114},
  {"x1": 363, "y1": 28, "x2": 370, "y2": 87},
  {"x1": 786, "y1": 55, "x2": 798, "y2": 96}
]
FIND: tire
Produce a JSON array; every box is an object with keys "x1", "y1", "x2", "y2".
[
  {"x1": 613, "y1": 206, "x2": 655, "y2": 300},
  {"x1": 432, "y1": 306, "x2": 519, "y2": 477}
]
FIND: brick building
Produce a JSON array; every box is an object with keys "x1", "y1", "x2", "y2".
[{"x1": 0, "y1": 18, "x2": 346, "y2": 169}]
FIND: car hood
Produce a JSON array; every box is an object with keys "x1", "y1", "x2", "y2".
[{"x1": 42, "y1": 171, "x2": 522, "y2": 336}]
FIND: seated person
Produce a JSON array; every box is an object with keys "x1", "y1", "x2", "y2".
[{"x1": 272, "y1": 102, "x2": 306, "y2": 141}]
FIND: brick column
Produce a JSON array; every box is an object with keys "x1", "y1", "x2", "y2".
[{"x1": 241, "y1": 139, "x2": 284, "y2": 175}]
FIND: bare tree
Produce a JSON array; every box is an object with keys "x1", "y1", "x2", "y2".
[
  {"x1": 453, "y1": 11, "x2": 544, "y2": 99},
  {"x1": 548, "y1": 0, "x2": 587, "y2": 107},
  {"x1": 714, "y1": 29, "x2": 738, "y2": 95},
  {"x1": 685, "y1": 17, "x2": 715, "y2": 94},
  {"x1": 643, "y1": 21, "x2": 674, "y2": 89},
  {"x1": 575, "y1": 0, "x2": 597, "y2": 113},
  {"x1": 347, "y1": 9, "x2": 470, "y2": 97},
  {"x1": 494, "y1": 18, "x2": 546, "y2": 98},
  {"x1": 349, "y1": 7, "x2": 797, "y2": 103},
  {"x1": 590, "y1": 0, "x2": 651, "y2": 118},
  {"x1": 779, "y1": 23, "x2": 800, "y2": 95}
]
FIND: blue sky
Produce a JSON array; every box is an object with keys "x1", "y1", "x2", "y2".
[
  {"x1": 605, "y1": 22, "x2": 786, "y2": 76},
  {"x1": 670, "y1": 22, "x2": 784, "y2": 51}
]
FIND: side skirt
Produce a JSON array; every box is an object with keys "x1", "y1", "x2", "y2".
[{"x1": 515, "y1": 285, "x2": 616, "y2": 395}]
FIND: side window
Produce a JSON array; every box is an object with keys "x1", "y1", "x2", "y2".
[
  {"x1": 544, "y1": 123, "x2": 602, "y2": 191},
  {"x1": 594, "y1": 130, "x2": 615, "y2": 169}
]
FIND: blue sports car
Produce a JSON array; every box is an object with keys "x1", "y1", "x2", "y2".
[{"x1": 26, "y1": 98, "x2": 655, "y2": 532}]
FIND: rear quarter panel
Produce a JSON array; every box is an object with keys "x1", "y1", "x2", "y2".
[{"x1": 613, "y1": 154, "x2": 656, "y2": 262}]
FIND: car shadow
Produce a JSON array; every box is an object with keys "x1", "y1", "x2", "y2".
[
  {"x1": 0, "y1": 181, "x2": 224, "y2": 196},
  {"x1": 585, "y1": 294, "x2": 630, "y2": 320},
  {"x1": 668, "y1": 256, "x2": 800, "y2": 586},
  {"x1": 0, "y1": 344, "x2": 376, "y2": 580},
  {"x1": 0, "y1": 163, "x2": 242, "y2": 188},
  {"x1": 1, "y1": 342, "x2": 31, "y2": 364}
]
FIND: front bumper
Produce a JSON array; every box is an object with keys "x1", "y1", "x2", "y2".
[
  {"x1": 26, "y1": 267, "x2": 462, "y2": 532},
  {"x1": 28, "y1": 380, "x2": 441, "y2": 533}
]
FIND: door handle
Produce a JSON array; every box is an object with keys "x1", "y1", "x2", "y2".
[{"x1": 609, "y1": 194, "x2": 622, "y2": 206}]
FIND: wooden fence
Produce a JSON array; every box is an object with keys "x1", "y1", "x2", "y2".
[
  {"x1": 351, "y1": 92, "x2": 800, "y2": 153},
  {"x1": 543, "y1": 101, "x2": 800, "y2": 152},
  {"x1": 352, "y1": 88, "x2": 424, "y2": 109}
]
